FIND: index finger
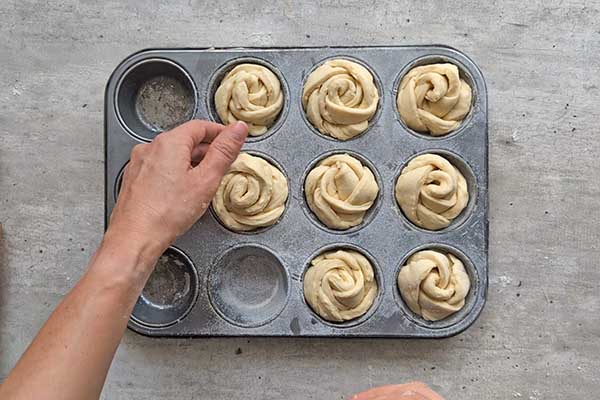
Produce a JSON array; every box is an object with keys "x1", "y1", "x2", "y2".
[
  {"x1": 164, "y1": 120, "x2": 227, "y2": 148},
  {"x1": 193, "y1": 121, "x2": 248, "y2": 197}
]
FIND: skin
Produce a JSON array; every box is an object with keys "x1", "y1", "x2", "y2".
[
  {"x1": 0, "y1": 119, "x2": 443, "y2": 400},
  {"x1": 351, "y1": 383, "x2": 444, "y2": 400},
  {"x1": 0, "y1": 120, "x2": 248, "y2": 400}
]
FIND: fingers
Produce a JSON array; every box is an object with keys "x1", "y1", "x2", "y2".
[
  {"x1": 194, "y1": 121, "x2": 248, "y2": 193},
  {"x1": 124, "y1": 143, "x2": 149, "y2": 187},
  {"x1": 166, "y1": 119, "x2": 227, "y2": 148},
  {"x1": 191, "y1": 143, "x2": 210, "y2": 165},
  {"x1": 130, "y1": 143, "x2": 149, "y2": 161},
  {"x1": 350, "y1": 384, "x2": 408, "y2": 400},
  {"x1": 350, "y1": 383, "x2": 444, "y2": 400}
]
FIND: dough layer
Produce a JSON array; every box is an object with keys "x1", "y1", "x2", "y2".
[
  {"x1": 212, "y1": 152, "x2": 288, "y2": 231},
  {"x1": 304, "y1": 249, "x2": 378, "y2": 322},
  {"x1": 302, "y1": 59, "x2": 379, "y2": 140},
  {"x1": 305, "y1": 154, "x2": 379, "y2": 230},
  {"x1": 215, "y1": 63, "x2": 284, "y2": 136},
  {"x1": 395, "y1": 153, "x2": 468, "y2": 230},
  {"x1": 397, "y1": 63, "x2": 472, "y2": 136},
  {"x1": 398, "y1": 250, "x2": 470, "y2": 321}
]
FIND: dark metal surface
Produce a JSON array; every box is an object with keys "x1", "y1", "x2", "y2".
[{"x1": 104, "y1": 46, "x2": 488, "y2": 338}]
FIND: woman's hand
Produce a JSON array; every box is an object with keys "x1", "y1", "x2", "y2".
[
  {"x1": 350, "y1": 382, "x2": 444, "y2": 400},
  {"x1": 105, "y1": 120, "x2": 248, "y2": 263},
  {"x1": 0, "y1": 120, "x2": 248, "y2": 400}
]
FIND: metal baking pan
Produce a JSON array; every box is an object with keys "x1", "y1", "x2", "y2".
[{"x1": 104, "y1": 46, "x2": 488, "y2": 338}]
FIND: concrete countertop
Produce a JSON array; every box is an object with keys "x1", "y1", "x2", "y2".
[{"x1": 1, "y1": 1, "x2": 598, "y2": 398}]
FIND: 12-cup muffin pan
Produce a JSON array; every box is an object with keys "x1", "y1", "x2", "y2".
[{"x1": 104, "y1": 46, "x2": 488, "y2": 338}]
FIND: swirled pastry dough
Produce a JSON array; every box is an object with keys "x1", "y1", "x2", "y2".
[
  {"x1": 398, "y1": 250, "x2": 470, "y2": 321},
  {"x1": 302, "y1": 59, "x2": 379, "y2": 140},
  {"x1": 304, "y1": 249, "x2": 378, "y2": 322},
  {"x1": 212, "y1": 153, "x2": 288, "y2": 231},
  {"x1": 305, "y1": 154, "x2": 379, "y2": 230},
  {"x1": 215, "y1": 63, "x2": 284, "y2": 136},
  {"x1": 395, "y1": 154, "x2": 468, "y2": 230},
  {"x1": 397, "y1": 63, "x2": 472, "y2": 136}
]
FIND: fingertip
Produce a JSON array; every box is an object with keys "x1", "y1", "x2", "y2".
[
  {"x1": 229, "y1": 121, "x2": 248, "y2": 142},
  {"x1": 194, "y1": 122, "x2": 246, "y2": 188}
]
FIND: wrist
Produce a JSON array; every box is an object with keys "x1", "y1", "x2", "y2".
[
  {"x1": 91, "y1": 228, "x2": 167, "y2": 288},
  {"x1": 102, "y1": 225, "x2": 167, "y2": 266}
]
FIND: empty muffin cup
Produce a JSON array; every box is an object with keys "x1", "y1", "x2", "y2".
[
  {"x1": 116, "y1": 58, "x2": 197, "y2": 141},
  {"x1": 208, "y1": 244, "x2": 289, "y2": 327},
  {"x1": 113, "y1": 162, "x2": 127, "y2": 201},
  {"x1": 130, "y1": 247, "x2": 199, "y2": 328}
]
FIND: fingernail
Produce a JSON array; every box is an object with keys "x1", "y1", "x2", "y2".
[{"x1": 230, "y1": 121, "x2": 248, "y2": 140}]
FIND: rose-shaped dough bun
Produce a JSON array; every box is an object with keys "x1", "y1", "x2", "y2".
[
  {"x1": 397, "y1": 63, "x2": 472, "y2": 136},
  {"x1": 395, "y1": 154, "x2": 468, "y2": 230},
  {"x1": 304, "y1": 249, "x2": 378, "y2": 322},
  {"x1": 212, "y1": 153, "x2": 288, "y2": 231},
  {"x1": 215, "y1": 63, "x2": 284, "y2": 136},
  {"x1": 302, "y1": 59, "x2": 379, "y2": 140},
  {"x1": 398, "y1": 250, "x2": 470, "y2": 321},
  {"x1": 305, "y1": 154, "x2": 379, "y2": 230}
]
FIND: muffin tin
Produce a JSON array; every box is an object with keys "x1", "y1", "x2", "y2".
[{"x1": 104, "y1": 46, "x2": 488, "y2": 338}]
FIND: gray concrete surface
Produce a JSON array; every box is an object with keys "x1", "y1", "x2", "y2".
[{"x1": 1, "y1": 0, "x2": 598, "y2": 398}]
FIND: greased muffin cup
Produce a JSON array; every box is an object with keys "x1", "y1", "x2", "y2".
[{"x1": 105, "y1": 46, "x2": 487, "y2": 338}]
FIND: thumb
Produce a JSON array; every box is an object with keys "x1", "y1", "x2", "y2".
[{"x1": 193, "y1": 121, "x2": 248, "y2": 195}]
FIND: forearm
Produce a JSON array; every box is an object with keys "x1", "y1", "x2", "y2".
[
  {"x1": 0, "y1": 120, "x2": 247, "y2": 399},
  {"x1": 0, "y1": 232, "x2": 161, "y2": 400}
]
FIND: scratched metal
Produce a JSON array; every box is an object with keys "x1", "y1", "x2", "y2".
[{"x1": 104, "y1": 46, "x2": 488, "y2": 338}]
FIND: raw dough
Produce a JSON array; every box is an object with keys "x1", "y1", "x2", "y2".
[
  {"x1": 395, "y1": 153, "x2": 468, "y2": 230},
  {"x1": 212, "y1": 152, "x2": 288, "y2": 231},
  {"x1": 398, "y1": 250, "x2": 470, "y2": 321},
  {"x1": 397, "y1": 63, "x2": 472, "y2": 136},
  {"x1": 305, "y1": 154, "x2": 379, "y2": 230},
  {"x1": 304, "y1": 249, "x2": 378, "y2": 322},
  {"x1": 215, "y1": 63, "x2": 284, "y2": 136},
  {"x1": 302, "y1": 59, "x2": 379, "y2": 140}
]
